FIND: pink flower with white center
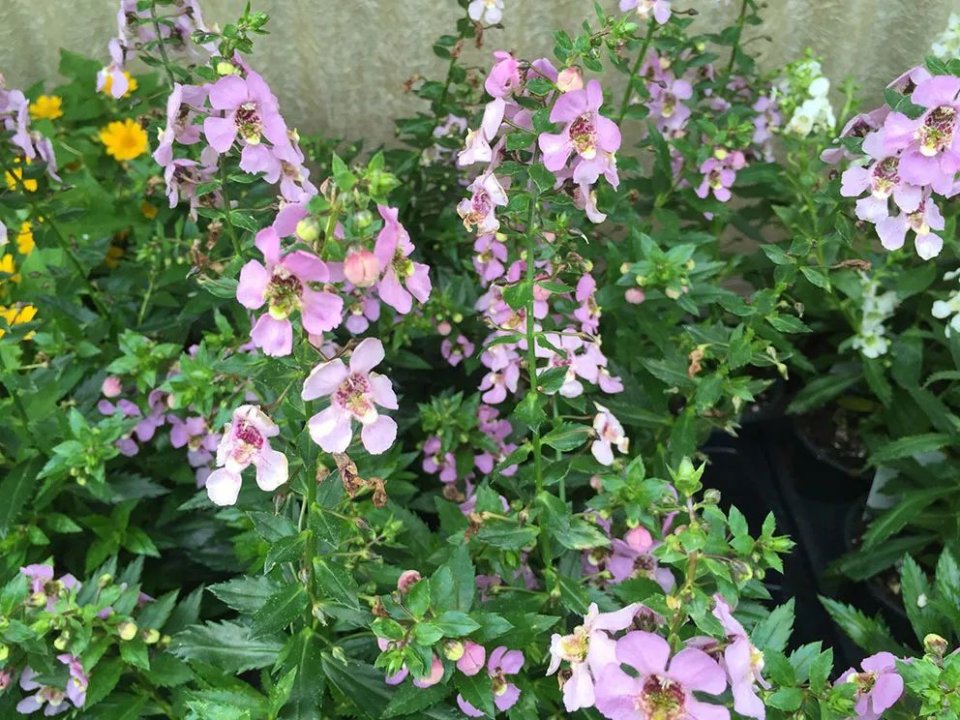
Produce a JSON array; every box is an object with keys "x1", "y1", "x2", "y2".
[
  {"x1": 876, "y1": 197, "x2": 945, "y2": 260},
  {"x1": 169, "y1": 415, "x2": 219, "y2": 467},
  {"x1": 595, "y1": 631, "x2": 728, "y2": 720},
  {"x1": 695, "y1": 150, "x2": 746, "y2": 203},
  {"x1": 97, "y1": 38, "x2": 129, "y2": 99},
  {"x1": 591, "y1": 403, "x2": 629, "y2": 466},
  {"x1": 57, "y1": 654, "x2": 88, "y2": 710},
  {"x1": 573, "y1": 182, "x2": 608, "y2": 223},
  {"x1": 534, "y1": 332, "x2": 604, "y2": 399},
  {"x1": 884, "y1": 75, "x2": 960, "y2": 194},
  {"x1": 485, "y1": 51, "x2": 521, "y2": 98},
  {"x1": 302, "y1": 337, "x2": 398, "y2": 455},
  {"x1": 458, "y1": 172, "x2": 509, "y2": 234},
  {"x1": 649, "y1": 77, "x2": 693, "y2": 135},
  {"x1": 457, "y1": 646, "x2": 524, "y2": 717},
  {"x1": 620, "y1": 0, "x2": 671, "y2": 24},
  {"x1": 342, "y1": 286, "x2": 381, "y2": 335},
  {"x1": 575, "y1": 274, "x2": 601, "y2": 334},
  {"x1": 16, "y1": 666, "x2": 75, "y2": 716},
  {"x1": 608, "y1": 526, "x2": 675, "y2": 591},
  {"x1": 841, "y1": 131, "x2": 921, "y2": 222},
  {"x1": 373, "y1": 206, "x2": 431, "y2": 315},
  {"x1": 821, "y1": 106, "x2": 889, "y2": 165},
  {"x1": 237, "y1": 226, "x2": 343, "y2": 356},
  {"x1": 468, "y1": 0, "x2": 504, "y2": 24},
  {"x1": 712, "y1": 596, "x2": 769, "y2": 720},
  {"x1": 20, "y1": 564, "x2": 79, "y2": 611},
  {"x1": 459, "y1": 98, "x2": 506, "y2": 167},
  {"x1": 558, "y1": 67, "x2": 585, "y2": 93},
  {"x1": 473, "y1": 233, "x2": 508, "y2": 285},
  {"x1": 838, "y1": 652, "x2": 904, "y2": 720},
  {"x1": 546, "y1": 603, "x2": 640, "y2": 712},
  {"x1": 539, "y1": 80, "x2": 622, "y2": 188},
  {"x1": 204, "y1": 405, "x2": 288, "y2": 506},
  {"x1": 422, "y1": 436, "x2": 457, "y2": 483},
  {"x1": 441, "y1": 335, "x2": 475, "y2": 367},
  {"x1": 479, "y1": 348, "x2": 521, "y2": 404},
  {"x1": 203, "y1": 71, "x2": 288, "y2": 156}
]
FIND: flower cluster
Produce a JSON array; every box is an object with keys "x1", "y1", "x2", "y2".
[
  {"x1": 849, "y1": 273, "x2": 899, "y2": 359},
  {"x1": 931, "y1": 13, "x2": 960, "y2": 60},
  {"x1": 836, "y1": 67, "x2": 957, "y2": 260},
  {"x1": 776, "y1": 57, "x2": 836, "y2": 138}
]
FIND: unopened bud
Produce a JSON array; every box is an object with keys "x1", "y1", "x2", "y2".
[
  {"x1": 216, "y1": 61, "x2": 238, "y2": 76},
  {"x1": 703, "y1": 488, "x2": 721, "y2": 505},
  {"x1": 28, "y1": 592, "x2": 46, "y2": 608},
  {"x1": 296, "y1": 217, "x2": 320, "y2": 243},
  {"x1": 98, "y1": 574, "x2": 113, "y2": 588},
  {"x1": 343, "y1": 248, "x2": 380, "y2": 287},
  {"x1": 355, "y1": 210, "x2": 373, "y2": 229},
  {"x1": 443, "y1": 639, "x2": 465, "y2": 662},
  {"x1": 924, "y1": 633, "x2": 948, "y2": 658},
  {"x1": 101, "y1": 376, "x2": 123, "y2": 398},
  {"x1": 118, "y1": 622, "x2": 138, "y2": 641},
  {"x1": 556, "y1": 67, "x2": 584, "y2": 93},
  {"x1": 625, "y1": 288, "x2": 646, "y2": 304},
  {"x1": 53, "y1": 634, "x2": 69, "y2": 651},
  {"x1": 397, "y1": 570, "x2": 421, "y2": 594},
  {"x1": 456, "y1": 641, "x2": 486, "y2": 676},
  {"x1": 437, "y1": 320, "x2": 452, "y2": 336},
  {"x1": 0, "y1": 644, "x2": 8, "y2": 662},
  {"x1": 143, "y1": 628, "x2": 161, "y2": 645},
  {"x1": 452, "y1": 312, "x2": 463, "y2": 323}
]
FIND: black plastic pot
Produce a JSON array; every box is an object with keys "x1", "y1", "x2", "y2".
[{"x1": 789, "y1": 412, "x2": 872, "y2": 502}]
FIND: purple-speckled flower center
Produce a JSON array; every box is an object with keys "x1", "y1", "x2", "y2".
[
  {"x1": 639, "y1": 676, "x2": 685, "y2": 720},
  {"x1": 660, "y1": 92, "x2": 678, "y2": 118},
  {"x1": 492, "y1": 670, "x2": 508, "y2": 696},
  {"x1": 855, "y1": 671, "x2": 877, "y2": 694},
  {"x1": 236, "y1": 102, "x2": 263, "y2": 144},
  {"x1": 41, "y1": 687, "x2": 66, "y2": 706},
  {"x1": 266, "y1": 269, "x2": 303, "y2": 320},
  {"x1": 907, "y1": 204, "x2": 930, "y2": 233},
  {"x1": 335, "y1": 372, "x2": 375, "y2": 420},
  {"x1": 870, "y1": 157, "x2": 900, "y2": 198},
  {"x1": 919, "y1": 106, "x2": 957, "y2": 157},
  {"x1": 235, "y1": 421, "x2": 264, "y2": 451},
  {"x1": 570, "y1": 114, "x2": 598, "y2": 158}
]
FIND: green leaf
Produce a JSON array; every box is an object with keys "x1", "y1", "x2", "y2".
[
  {"x1": 406, "y1": 578, "x2": 432, "y2": 618},
  {"x1": 512, "y1": 391, "x2": 546, "y2": 431},
  {"x1": 541, "y1": 423, "x2": 590, "y2": 451},
  {"x1": 861, "y1": 488, "x2": 952, "y2": 550},
  {"x1": 787, "y1": 374, "x2": 859, "y2": 414},
  {"x1": 331, "y1": 153, "x2": 357, "y2": 191},
  {"x1": 502, "y1": 280, "x2": 533, "y2": 310},
  {"x1": 434, "y1": 610, "x2": 480, "y2": 637},
  {"x1": 82, "y1": 657, "x2": 123, "y2": 708},
  {"x1": 767, "y1": 687, "x2": 804, "y2": 711},
  {"x1": 455, "y1": 671, "x2": 494, "y2": 717},
  {"x1": 208, "y1": 575, "x2": 278, "y2": 615},
  {"x1": 819, "y1": 597, "x2": 904, "y2": 655},
  {"x1": 476, "y1": 522, "x2": 539, "y2": 550},
  {"x1": 383, "y1": 682, "x2": 449, "y2": 718},
  {"x1": 750, "y1": 600, "x2": 794, "y2": 654},
  {"x1": 528, "y1": 163, "x2": 556, "y2": 194},
  {"x1": 799, "y1": 266, "x2": 830, "y2": 290},
  {"x1": 900, "y1": 554, "x2": 940, "y2": 642},
  {"x1": 252, "y1": 584, "x2": 309, "y2": 636},
  {"x1": 320, "y1": 654, "x2": 392, "y2": 719},
  {"x1": 868, "y1": 434, "x2": 952, "y2": 465},
  {"x1": 0, "y1": 458, "x2": 39, "y2": 536},
  {"x1": 171, "y1": 622, "x2": 285, "y2": 673},
  {"x1": 314, "y1": 558, "x2": 361, "y2": 609},
  {"x1": 556, "y1": 575, "x2": 589, "y2": 614}
]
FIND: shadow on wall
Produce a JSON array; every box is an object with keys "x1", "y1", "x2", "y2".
[{"x1": 0, "y1": 0, "x2": 953, "y2": 143}]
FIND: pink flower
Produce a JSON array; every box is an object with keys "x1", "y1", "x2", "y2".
[
  {"x1": 608, "y1": 526, "x2": 675, "y2": 592},
  {"x1": 876, "y1": 197, "x2": 945, "y2": 259},
  {"x1": 712, "y1": 596, "x2": 769, "y2": 720},
  {"x1": 841, "y1": 131, "x2": 921, "y2": 221},
  {"x1": 547, "y1": 603, "x2": 640, "y2": 712},
  {"x1": 459, "y1": 99, "x2": 506, "y2": 167},
  {"x1": 373, "y1": 206, "x2": 432, "y2": 314},
  {"x1": 153, "y1": 83, "x2": 206, "y2": 167},
  {"x1": 591, "y1": 403, "x2": 629, "y2": 466},
  {"x1": 456, "y1": 646, "x2": 524, "y2": 716},
  {"x1": 169, "y1": 415, "x2": 219, "y2": 468},
  {"x1": 397, "y1": 570, "x2": 422, "y2": 593},
  {"x1": 414, "y1": 655, "x2": 445, "y2": 688},
  {"x1": 204, "y1": 405, "x2": 288, "y2": 506},
  {"x1": 839, "y1": 652, "x2": 904, "y2": 720},
  {"x1": 237, "y1": 226, "x2": 343, "y2": 356},
  {"x1": 458, "y1": 172, "x2": 508, "y2": 234},
  {"x1": 539, "y1": 80, "x2": 621, "y2": 187},
  {"x1": 649, "y1": 77, "x2": 693, "y2": 134},
  {"x1": 302, "y1": 337, "x2": 398, "y2": 454},
  {"x1": 457, "y1": 642, "x2": 487, "y2": 676},
  {"x1": 695, "y1": 150, "x2": 746, "y2": 203},
  {"x1": 343, "y1": 248, "x2": 380, "y2": 288},
  {"x1": 485, "y1": 52, "x2": 521, "y2": 99},
  {"x1": 620, "y1": 0, "x2": 671, "y2": 24},
  {"x1": 441, "y1": 335, "x2": 475, "y2": 367},
  {"x1": 473, "y1": 233, "x2": 508, "y2": 284},
  {"x1": 558, "y1": 67, "x2": 584, "y2": 93},
  {"x1": 423, "y1": 436, "x2": 457, "y2": 482},
  {"x1": 101, "y1": 375, "x2": 123, "y2": 398},
  {"x1": 595, "y1": 631, "x2": 728, "y2": 720},
  {"x1": 203, "y1": 71, "x2": 289, "y2": 155},
  {"x1": 57, "y1": 655, "x2": 88, "y2": 709},
  {"x1": 15, "y1": 658, "x2": 86, "y2": 716}
]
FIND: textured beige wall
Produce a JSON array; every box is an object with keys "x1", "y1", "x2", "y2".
[{"x1": 0, "y1": 0, "x2": 956, "y2": 143}]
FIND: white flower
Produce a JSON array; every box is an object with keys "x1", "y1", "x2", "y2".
[
  {"x1": 932, "y1": 268, "x2": 960, "y2": 337},
  {"x1": 850, "y1": 274, "x2": 899, "y2": 358},
  {"x1": 468, "y1": 0, "x2": 504, "y2": 25},
  {"x1": 932, "y1": 14, "x2": 960, "y2": 59}
]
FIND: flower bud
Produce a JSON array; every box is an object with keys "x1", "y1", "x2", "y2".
[
  {"x1": 443, "y1": 639, "x2": 465, "y2": 662},
  {"x1": 413, "y1": 655, "x2": 445, "y2": 688},
  {"x1": 703, "y1": 488, "x2": 722, "y2": 505},
  {"x1": 0, "y1": 644, "x2": 8, "y2": 661},
  {"x1": 143, "y1": 628, "x2": 161, "y2": 645},
  {"x1": 118, "y1": 622, "x2": 138, "y2": 641},
  {"x1": 296, "y1": 217, "x2": 320, "y2": 243},
  {"x1": 101, "y1": 376, "x2": 123, "y2": 398},
  {"x1": 456, "y1": 641, "x2": 486, "y2": 676},
  {"x1": 354, "y1": 210, "x2": 373, "y2": 229},
  {"x1": 557, "y1": 67, "x2": 584, "y2": 93},
  {"x1": 216, "y1": 61, "x2": 239, "y2": 76},
  {"x1": 924, "y1": 633, "x2": 948, "y2": 658},
  {"x1": 98, "y1": 574, "x2": 113, "y2": 588},
  {"x1": 343, "y1": 249, "x2": 380, "y2": 287},
  {"x1": 396, "y1": 570, "x2": 422, "y2": 594},
  {"x1": 28, "y1": 592, "x2": 47, "y2": 608},
  {"x1": 437, "y1": 321, "x2": 452, "y2": 336},
  {"x1": 625, "y1": 288, "x2": 646, "y2": 304},
  {"x1": 53, "y1": 634, "x2": 69, "y2": 651},
  {"x1": 452, "y1": 312, "x2": 463, "y2": 323}
]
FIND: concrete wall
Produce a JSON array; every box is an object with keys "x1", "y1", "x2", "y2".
[{"x1": 1, "y1": 0, "x2": 955, "y2": 143}]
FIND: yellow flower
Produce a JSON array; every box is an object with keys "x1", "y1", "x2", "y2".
[
  {"x1": 5, "y1": 158, "x2": 37, "y2": 193},
  {"x1": 140, "y1": 201, "x2": 158, "y2": 219},
  {"x1": 0, "y1": 304, "x2": 38, "y2": 339},
  {"x1": 29, "y1": 95, "x2": 63, "y2": 120},
  {"x1": 105, "y1": 244, "x2": 125, "y2": 269},
  {"x1": 0, "y1": 254, "x2": 20, "y2": 283},
  {"x1": 17, "y1": 222, "x2": 34, "y2": 255},
  {"x1": 99, "y1": 119, "x2": 148, "y2": 162},
  {"x1": 101, "y1": 71, "x2": 138, "y2": 98}
]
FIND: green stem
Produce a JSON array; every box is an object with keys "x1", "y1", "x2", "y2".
[
  {"x1": 150, "y1": 2, "x2": 178, "y2": 88},
  {"x1": 522, "y1": 190, "x2": 543, "y2": 500},
  {"x1": 45, "y1": 216, "x2": 116, "y2": 326},
  {"x1": 219, "y1": 164, "x2": 242, "y2": 256},
  {"x1": 725, "y1": 0, "x2": 750, "y2": 76},
  {"x1": 618, "y1": 20, "x2": 656, "y2": 123},
  {"x1": 137, "y1": 270, "x2": 157, "y2": 326}
]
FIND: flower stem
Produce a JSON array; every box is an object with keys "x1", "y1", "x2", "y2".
[
  {"x1": 522, "y1": 188, "x2": 544, "y2": 500},
  {"x1": 150, "y1": 2, "x2": 178, "y2": 88},
  {"x1": 618, "y1": 20, "x2": 656, "y2": 123},
  {"x1": 218, "y1": 163, "x2": 242, "y2": 256},
  {"x1": 725, "y1": 0, "x2": 750, "y2": 76}
]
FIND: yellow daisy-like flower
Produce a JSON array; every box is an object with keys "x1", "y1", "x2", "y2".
[
  {"x1": 5, "y1": 158, "x2": 37, "y2": 193},
  {"x1": 101, "y1": 71, "x2": 138, "y2": 98},
  {"x1": 17, "y1": 222, "x2": 35, "y2": 255},
  {"x1": 99, "y1": 119, "x2": 148, "y2": 162},
  {"x1": 0, "y1": 304, "x2": 38, "y2": 339},
  {"x1": 29, "y1": 95, "x2": 64, "y2": 120},
  {"x1": 140, "y1": 201, "x2": 158, "y2": 220},
  {"x1": 0, "y1": 253, "x2": 20, "y2": 283},
  {"x1": 105, "y1": 244, "x2": 125, "y2": 269}
]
